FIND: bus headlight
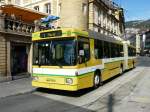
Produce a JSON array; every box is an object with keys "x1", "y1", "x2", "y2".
[
  {"x1": 66, "y1": 78, "x2": 73, "y2": 84},
  {"x1": 32, "y1": 76, "x2": 39, "y2": 81}
]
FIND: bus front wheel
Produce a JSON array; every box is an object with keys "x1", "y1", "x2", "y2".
[{"x1": 93, "y1": 72, "x2": 102, "y2": 89}]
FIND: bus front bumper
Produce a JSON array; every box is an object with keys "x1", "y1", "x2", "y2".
[{"x1": 32, "y1": 81, "x2": 79, "y2": 91}]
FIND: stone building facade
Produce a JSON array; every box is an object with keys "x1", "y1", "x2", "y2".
[
  {"x1": 60, "y1": 0, "x2": 125, "y2": 38},
  {"x1": 22, "y1": 0, "x2": 58, "y2": 16},
  {"x1": 0, "y1": 0, "x2": 23, "y2": 5},
  {"x1": 22, "y1": 0, "x2": 125, "y2": 38}
]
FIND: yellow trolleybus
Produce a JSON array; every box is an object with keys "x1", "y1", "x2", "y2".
[{"x1": 32, "y1": 28, "x2": 136, "y2": 91}]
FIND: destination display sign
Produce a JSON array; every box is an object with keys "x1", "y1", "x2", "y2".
[{"x1": 40, "y1": 30, "x2": 62, "y2": 38}]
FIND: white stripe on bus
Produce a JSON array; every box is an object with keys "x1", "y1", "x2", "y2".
[
  {"x1": 33, "y1": 65, "x2": 103, "y2": 76},
  {"x1": 33, "y1": 57, "x2": 134, "y2": 76}
]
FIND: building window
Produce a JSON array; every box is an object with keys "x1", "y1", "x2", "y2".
[
  {"x1": 45, "y1": 3, "x2": 51, "y2": 14},
  {"x1": 98, "y1": 10, "x2": 101, "y2": 25},
  {"x1": 33, "y1": 0, "x2": 40, "y2": 2},
  {"x1": 100, "y1": 10, "x2": 103, "y2": 27},
  {"x1": 58, "y1": 3, "x2": 61, "y2": 15},
  {"x1": 34, "y1": 6, "x2": 39, "y2": 11},
  {"x1": 82, "y1": 3, "x2": 87, "y2": 15},
  {"x1": 0, "y1": 0, "x2": 5, "y2": 2},
  {"x1": 15, "y1": 0, "x2": 20, "y2": 5},
  {"x1": 94, "y1": 6, "x2": 98, "y2": 25},
  {"x1": 103, "y1": 13, "x2": 107, "y2": 28},
  {"x1": 23, "y1": 0, "x2": 31, "y2": 5}
]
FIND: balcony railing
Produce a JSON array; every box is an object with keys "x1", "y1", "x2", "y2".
[
  {"x1": 4, "y1": 18, "x2": 35, "y2": 34},
  {"x1": 0, "y1": 12, "x2": 38, "y2": 36}
]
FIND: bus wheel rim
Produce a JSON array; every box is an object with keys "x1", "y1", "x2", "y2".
[
  {"x1": 94, "y1": 75, "x2": 100, "y2": 85},
  {"x1": 120, "y1": 67, "x2": 123, "y2": 74}
]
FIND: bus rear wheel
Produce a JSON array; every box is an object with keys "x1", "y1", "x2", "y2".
[
  {"x1": 133, "y1": 62, "x2": 135, "y2": 68},
  {"x1": 119, "y1": 66, "x2": 123, "y2": 75}
]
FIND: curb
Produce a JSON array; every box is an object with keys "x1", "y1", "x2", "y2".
[{"x1": 0, "y1": 88, "x2": 37, "y2": 99}]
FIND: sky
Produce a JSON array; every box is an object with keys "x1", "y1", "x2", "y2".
[{"x1": 113, "y1": 0, "x2": 150, "y2": 21}]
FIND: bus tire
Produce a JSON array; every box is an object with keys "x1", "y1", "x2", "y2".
[
  {"x1": 93, "y1": 71, "x2": 102, "y2": 89},
  {"x1": 119, "y1": 65, "x2": 123, "y2": 75},
  {"x1": 133, "y1": 61, "x2": 135, "y2": 68}
]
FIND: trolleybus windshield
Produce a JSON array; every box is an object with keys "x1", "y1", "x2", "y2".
[{"x1": 33, "y1": 39, "x2": 77, "y2": 66}]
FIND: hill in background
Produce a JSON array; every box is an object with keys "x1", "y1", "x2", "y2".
[{"x1": 125, "y1": 19, "x2": 150, "y2": 29}]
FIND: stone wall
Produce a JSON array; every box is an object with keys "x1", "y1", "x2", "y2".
[
  {"x1": 0, "y1": 34, "x2": 6, "y2": 79},
  {"x1": 60, "y1": 0, "x2": 88, "y2": 30},
  {"x1": 88, "y1": 2, "x2": 94, "y2": 30}
]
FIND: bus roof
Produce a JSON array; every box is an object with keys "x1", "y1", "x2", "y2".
[
  {"x1": 32, "y1": 28, "x2": 123, "y2": 45},
  {"x1": 128, "y1": 45, "x2": 136, "y2": 49},
  {"x1": 88, "y1": 30, "x2": 122, "y2": 44},
  {"x1": 32, "y1": 28, "x2": 89, "y2": 41}
]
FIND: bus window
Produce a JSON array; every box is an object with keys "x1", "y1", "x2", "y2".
[
  {"x1": 33, "y1": 39, "x2": 77, "y2": 66},
  {"x1": 128, "y1": 47, "x2": 136, "y2": 56},
  {"x1": 110, "y1": 43, "x2": 122, "y2": 58},
  {"x1": 120, "y1": 45, "x2": 123, "y2": 57},
  {"x1": 94, "y1": 39, "x2": 103, "y2": 59},
  {"x1": 38, "y1": 43, "x2": 51, "y2": 65},
  {"x1": 131, "y1": 48, "x2": 136, "y2": 56},
  {"x1": 55, "y1": 44, "x2": 63, "y2": 60},
  {"x1": 133, "y1": 48, "x2": 136, "y2": 56},
  {"x1": 52, "y1": 40, "x2": 76, "y2": 65},
  {"x1": 78, "y1": 41, "x2": 90, "y2": 64},
  {"x1": 116, "y1": 44, "x2": 120, "y2": 57},
  {"x1": 110, "y1": 43, "x2": 115, "y2": 58},
  {"x1": 103, "y1": 41, "x2": 110, "y2": 58},
  {"x1": 94, "y1": 39, "x2": 98, "y2": 59}
]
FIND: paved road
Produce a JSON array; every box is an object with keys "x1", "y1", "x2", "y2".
[
  {"x1": 0, "y1": 93, "x2": 93, "y2": 112},
  {"x1": 0, "y1": 56, "x2": 150, "y2": 112}
]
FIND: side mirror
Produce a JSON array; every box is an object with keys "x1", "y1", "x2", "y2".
[
  {"x1": 35, "y1": 57, "x2": 39, "y2": 64},
  {"x1": 78, "y1": 50, "x2": 85, "y2": 64}
]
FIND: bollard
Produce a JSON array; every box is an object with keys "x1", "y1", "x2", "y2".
[{"x1": 107, "y1": 94, "x2": 114, "y2": 112}]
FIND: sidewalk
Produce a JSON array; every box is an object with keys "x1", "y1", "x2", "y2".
[
  {"x1": 0, "y1": 78, "x2": 36, "y2": 98},
  {"x1": 83, "y1": 58, "x2": 150, "y2": 112},
  {"x1": 114, "y1": 67, "x2": 150, "y2": 112}
]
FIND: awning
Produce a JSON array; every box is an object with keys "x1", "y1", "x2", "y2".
[{"x1": 0, "y1": 4, "x2": 48, "y2": 23}]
